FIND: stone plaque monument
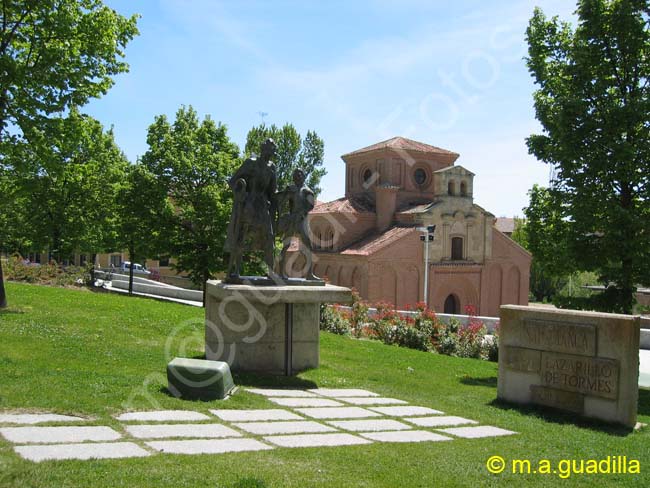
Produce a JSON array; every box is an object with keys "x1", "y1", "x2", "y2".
[
  {"x1": 206, "y1": 137, "x2": 352, "y2": 375},
  {"x1": 497, "y1": 305, "x2": 640, "y2": 427}
]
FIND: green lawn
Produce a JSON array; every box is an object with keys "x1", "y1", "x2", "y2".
[{"x1": 0, "y1": 282, "x2": 649, "y2": 487}]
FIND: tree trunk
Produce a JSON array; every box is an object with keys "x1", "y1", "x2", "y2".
[
  {"x1": 0, "y1": 253, "x2": 7, "y2": 308},
  {"x1": 89, "y1": 253, "x2": 97, "y2": 286},
  {"x1": 128, "y1": 245, "x2": 135, "y2": 296},
  {"x1": 202, "y1": 278, "x2": 207, "y2": 307},
  {"x1": 620, "y1": 258, "x2": 636, "y2": 315},
  {"x1": 619, "y1": 184, "x2": 636, "y2": 314}
]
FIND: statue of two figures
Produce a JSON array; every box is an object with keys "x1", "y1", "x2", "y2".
[{"x1": 224, "y1": 138, "x2": 321, "y2": 284}]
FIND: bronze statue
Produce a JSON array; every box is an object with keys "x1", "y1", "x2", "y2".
[
  {"x1": 224, "y1": 138, "x2": 278, "y2": 280},
  {"x1": 276, "y1": 168, "x2": 319, "y2": 280}
]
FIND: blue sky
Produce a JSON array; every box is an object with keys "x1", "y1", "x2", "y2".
[{"x1": 86, "y1": 0, "x2": 576, "y2": 217}]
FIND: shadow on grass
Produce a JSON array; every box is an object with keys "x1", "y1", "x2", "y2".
[
  {"x1": 489, "y1": 398, "x2": 636, "y2": 436},
  {"x1": 158, "y1": 386, "x2": 231, "y2": 403},
  {"x1": 0, "y1": 308, "x2": 25, "y2": 314},
  {"x1": 459, "y1": 376, "x2": 497, "y2": 388},
  {"x1": 232, "y1": 478, "x2": 268, "y2": 488},
  {"x1": 163, "y1": 355, "x2": 318, "y2": 390},
  {"x1": 233, "y1": 372, "x2": 318, "y2": 390}
]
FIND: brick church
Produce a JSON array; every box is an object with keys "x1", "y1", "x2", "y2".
[{"x1": 289, "y1": 136, "x2": 531, "y2": 316}]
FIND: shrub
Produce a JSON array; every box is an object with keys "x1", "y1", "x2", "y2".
[
  {"x1": 319, "y1": 304, "x2": 351, "y2": 335},
  {"x1": 320, "y1": 299, "x2": 497, "y2": 362},
  {"x1": 366, "y1": 302, "x2": 437, "y2": 351},
  {"x1": 390, "y1": 320, "x2": 431, "y2": 351},
  {"x1": 412, "y1": 301, "x2": 442, "y2": 347},
  {"x1": 454, "y1": 305, "x2": 488, "y2": 359},
  {"x1": 349, "y1": 290, "x2": 369, "y2": 338},
  {"x1": 435, "y1": 318, "x2": 460, "y2": 356},
  {"x1": 486, "y1": 322, "x2": 500, "y2": 362},
  {"x1": 456, "y1": 321, "x2": 487, "y2": 359},
  {"x1": 5, "y1": 257, "x2": 89, "y2": 287}
]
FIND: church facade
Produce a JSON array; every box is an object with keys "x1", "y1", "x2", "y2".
[{"x1": 289, "y1": 136, "x2": 531, "y2": 316}]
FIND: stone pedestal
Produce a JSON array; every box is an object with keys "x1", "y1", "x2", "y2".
[
  {"x1": 497, "y1": 305, "x2": 640, "y2": 428},
  {"x1": 205, "y1": 280, "x2": 352, "y2": 375}
]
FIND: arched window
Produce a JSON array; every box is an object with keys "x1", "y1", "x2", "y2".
[
  {"x1": 363, "y1": 168, "x2": 373, "y2": 186},
  {"x1": 448, "y1": 180, "x2": 456, "y2": 195},
  {"x1": 460, "y1": 181, "x2": 467, "y2": 196},
  {"x1": 451, "y1": 237, "x2": 463, "y2": 260},
  {"x1": 315, "y1": 231, "x2": 322, "y2": 250},
  {"x1": 444, "y1": 294, "x2": 460, "y2": 314}
]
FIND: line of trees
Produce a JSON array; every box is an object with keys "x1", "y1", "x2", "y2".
[
  {"x1": 0, "y1": 103, "x2": 327, "y2": 306},
  {"x1": 0, "y1": 1, "x2": 326, "y2": 308}
]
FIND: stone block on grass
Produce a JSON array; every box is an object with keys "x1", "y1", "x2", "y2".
[{"x1": 167, "y1": 357, "x2": 235, "y2": 400}]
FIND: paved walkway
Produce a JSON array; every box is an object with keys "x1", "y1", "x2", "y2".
[
  {"x1": 101, "y1": 282, "x2": 203, "y2": 307},
  {"x1": 0, "y1": 388, "x2": 516, "y2": 463}
]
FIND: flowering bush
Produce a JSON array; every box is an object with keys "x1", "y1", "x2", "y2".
[
  {"x1": 319, "y1": 299, "x2": 497, "y2": 360},
  {"x1": 349, "y1": 290, "x2": 369, "y2": 338},
  {"x1": 486, "y1": 321, "x2": 500, "y2": 362},
  {"x1": 319, "y1": 304, "x2": 351, "y2": 335},
  {"x1": 4, "y1": 257, "x2": 89, "y2": 287},
  {"x1": 454, "y1": 305, "x2": 488, "y2": 359}
]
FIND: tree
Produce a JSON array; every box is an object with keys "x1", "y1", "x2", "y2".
[
  {"x1": 511, "y1": 211, "x2": 569, "y2": 302},
  {"x1": 0, "y1": 168, "x2": 24, "y2": 307},
  {"x1": 141, "y1": 106, "x2": 239, "y2": 304},
  {"x1": 525, "y1": 1, "x2": 650, "y2": 313},
  {"x1": 0, "y1": 162, "x2": 31, "y2": 306},
  {"x1": 0, "y1": 0, "x2": 139, "y2": 307},
  {"x1": 117, "y1": 163, "x2": 170, "y2": 295},
  {"x1": 0, "y1": 0, "x2": 139, "y2": 137},
  {"x1": 9, "y1": 109, "x2": 128, "y2": 263},
  {"x1": 245, "y1": 123, "x2": 326, "y2": 196}
]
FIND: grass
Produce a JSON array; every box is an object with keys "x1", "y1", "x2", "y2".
[{"x1": 0, "y1": 281, "x2": 648, "y2": 487}]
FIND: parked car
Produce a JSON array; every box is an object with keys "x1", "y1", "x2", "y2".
[{"x1": 119, "y1": 261, "x2": 151, "y2": 276}]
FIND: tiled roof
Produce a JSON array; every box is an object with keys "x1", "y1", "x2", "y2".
[
  {"x1": 434, "y1": 165, "x2": 475, "y2": 176},
  {"x1": 495, "y1": 217, "x2": 516, "y2": 234},
  {"x1": 395, "y1": 201, "x2": 439, "y2": 215},
  {"x1": 311, "y1": 195, "x2": 375, "y2": 214},
  {"x1": 341, "y1": 226, "x2": 416, "y2": 256},
  {"x1": 342, "y1": 136, "x2": 459, "y2": 158}
]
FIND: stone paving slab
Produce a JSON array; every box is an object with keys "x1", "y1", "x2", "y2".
[
  {"x1": 124, "y1": 423, "x2": 242, "y2": 439},
  {"x1": 233, "y1": 421, "x2": 337, "y2": 435},
  {"x1": 309, "y1": 388, "x2": 379, "y2": 397},
  {"x1": 14, "y1": 442, "x2": 150, "y2": 462},
  {"x1": 337, "y1": 397, "x2": 407, "y2": 406},
  {"x1": 359, "y1": 430, "x2": 453, "y2": 443},
  {"x1": 0, "y1": 413, "x2": 86, "y2": 425},
  {"x1": 437, "y1": 426, "x2": 517, "y2": 439},
  {"x1": 406, "y1": 416, "x2": 478, "y2": 427},
  {"x1": 0, "y1": 426, "x2": 121, "y2": 444},
  {"x1": 246, "y1": 388, "x2": 317, "y2": 397},
  {"x1": 327, "y1": 419, "x2": 412, "y2": 432},
  {"x1": 369, "y1": 406, "x2": 443, "y2": 417},
  {"x1": 146, "y1": 438, "x2": 273, "y2": 455},
  {"x1": 269, "y1": 398, "x2": 344, "y2": 408},
  {"x1": 295, "y1": 407, "x2": 381, "y2": 419},
  {"x1": 116, "y1": 410, "x2": 210, "y2": 422},
  {"x1": 210, "y1": 409, "x2": 303, "y2": 422},
  {"x1": 264, "y1": 433, "x2": 372, "y2": 448}
]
